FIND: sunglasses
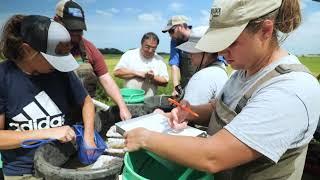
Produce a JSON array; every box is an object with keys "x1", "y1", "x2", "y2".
[{"x1": 168, "y1": 26, "x2": 178, "y2": 34}]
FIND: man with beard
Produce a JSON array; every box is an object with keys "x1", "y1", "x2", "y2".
[
  {"x1": 162, "y1": 16, "x2": 196, "y2": 97},
  {"x1": 54, "y1": 0, "x2": 131, "y2": 121}
]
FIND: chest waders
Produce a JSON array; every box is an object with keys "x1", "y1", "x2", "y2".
[
  {"x1": 207, "y1": 64, "x2": 311, "y2": 180},
  {"x1": 179, "y1": 50, "x2": 196, "y2": 89},
  {"x1": 74, "y1": 40, "x2": 98, "y2": 98}
]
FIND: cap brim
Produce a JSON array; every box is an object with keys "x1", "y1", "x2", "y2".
[
  {"x1": 62, "y1": 18, "x2": 87, "y2": 31},
  {"x1": 41, "y1": 52, "x2": 79, "y2": 72},
  {"x1": 176, "y1": 41, "x2": 203, "y2": 53},
  {"x1": 162, "y1": 25, "x2": 173, "y2": 33},
  {"x1": 196, "y1": 22, "x2": 248, "y2": 53}
]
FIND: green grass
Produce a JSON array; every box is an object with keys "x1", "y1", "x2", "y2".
[
  {"x1": 299, "y1": 56, "x2": 320, "y2": 76},
  {"x1": 97, "y1": 54, "x2": 320, "y2": 104}
]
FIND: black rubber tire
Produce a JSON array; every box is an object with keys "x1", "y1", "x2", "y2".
[
  {"x1": 34, "y1": 142, "x2": 123, "y2": 180},
  {"x1": 34, "y1": 104, "x2": 150, "y2": 180}
]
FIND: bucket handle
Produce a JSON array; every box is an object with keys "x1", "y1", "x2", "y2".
[
  {"x1": 178, "y1": 167, "x2": 212, "y2": 180},
  {"x1": 127, "y1": 93, "x2": 142, "y2": 101},
  {"x1": 178, "y1": 168, "x2": 194, "y2": 180}
]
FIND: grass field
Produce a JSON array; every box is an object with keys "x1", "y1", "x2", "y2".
[{"x1": 97, "y1": 54, "x2": 320, "y2": 104}]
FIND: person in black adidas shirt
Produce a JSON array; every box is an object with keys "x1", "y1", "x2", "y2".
[{"x1": 0, "y1": 15, "x2": 96, "y2": 179}]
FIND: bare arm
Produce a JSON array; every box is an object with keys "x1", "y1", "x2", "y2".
[
  {"x1": 151, "y1": 75, "x2": 168, "y2": 87},
  {"x1": 0, "y1": 113, "x2": 75, "y2": 150},
  {"x1": 170, "y1": 101, "x2": 214, "y2": 127},
  {"x1": 99, "y1": 73, "x2": 131, "y2": 120},
  {"x1": 171, "y1": 65, "x2": 181, "y2": 88},
  {"x1": 114, "y1": 68, "x2": 146, "y2": 79},
  {"x1": 125, "y1": 128, "x2": 261, "y2": 173},
  {"x1": 82, "y1": 95, "x2": 96, "y2": 147}
]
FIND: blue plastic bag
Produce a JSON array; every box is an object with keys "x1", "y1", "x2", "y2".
[{"x1": 73, "y1": 125, "x2": 107, "y2": 165}]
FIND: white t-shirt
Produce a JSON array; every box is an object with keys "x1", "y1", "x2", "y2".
[
  {"x1": 220, "y1": 54, "x2": 320, "y2": 163},
  {"x1": 184, "y1": 62, "x2": 228, "y2": 105},
  {"x1": 115, "y1": 48, "x2": 169, "y2": 97}
]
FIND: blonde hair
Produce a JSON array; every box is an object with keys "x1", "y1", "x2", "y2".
[
  {"x1": 276, "y1": 0, "x2": 301, "y2": 33},
  {"x1": 246, "y1": 0, "x2": 301, "y2": 46}
]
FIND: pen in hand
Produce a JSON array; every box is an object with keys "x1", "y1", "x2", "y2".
[{"x1": 167, "y1": 98, "x2": 199, "y2": 118}]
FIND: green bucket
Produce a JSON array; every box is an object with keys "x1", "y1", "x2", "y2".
[
  {"x1": 122, "y1": 150, "x2": 213, "y2": 180},
  {"x1": 120, "y1": 88, "x2": 145, "y2": 104}
]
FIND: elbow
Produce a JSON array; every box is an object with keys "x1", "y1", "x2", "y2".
[
  {"x1": 159, "y1": 81, "x2": 168, "y2": 87},
  {"x1": 113, "y1": 70, "x2": 120, "y2": 78},
  {"x1": 83, "y1": 95, "x2": 94, "y2": 107},
  {"x1": 200, "y1": 155, "x2": 226, "y2": 174},
  {"x1": 202, "y1": 160, "x2": 223, "y2": 174}
]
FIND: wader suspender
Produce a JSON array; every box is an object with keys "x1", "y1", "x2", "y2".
[
  {"x1": 179, "y1": 50, "x2": 196, "y2": 89},
  {"x1": 235, "y1": 64, "x2": 311, "y2": 114},
  {"x1": 210, "y1": 64, "x2": 311, "y2": 180}
]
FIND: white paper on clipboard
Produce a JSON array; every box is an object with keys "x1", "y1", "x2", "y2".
[{"x1": 115, "y1": 113, "x2": 207, "y2": 137}]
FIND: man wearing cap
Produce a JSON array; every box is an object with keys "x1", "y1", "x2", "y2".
[
  {"x1": 162, "y1": 15, "x2": 195, "y2": 97},
  {"x1": 114, "y1": 32, "x2": 169, "y2": 98},
  {"x1": 0, "y1": 14, "x2": 96, "y2": 179},
  {"x1": 54, "y1": 0, "x2": 131, "y2": 121},
  {"x1": 176, "y1": 26, "x2": 228, "y2": 105}
]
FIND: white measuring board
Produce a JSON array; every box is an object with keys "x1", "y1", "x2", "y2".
[{"x1": 115, "y1": 112, "x2": 207, "y2": 137}]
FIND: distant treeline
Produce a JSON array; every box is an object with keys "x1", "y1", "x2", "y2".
[
  {"x1": 301, "y1": 54, "x2": 320, "y2": 57},
  {"x1": 98, "y1": 48, "x2": 169, "y2": 56},
  {"x1": 158, "y1": 52, "x2": 170, "y2": 56},
  {"x1": 98, "y1": 48, "x2": 123, "y2": 54}
]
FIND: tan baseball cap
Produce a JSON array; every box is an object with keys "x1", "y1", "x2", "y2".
[
  {"x1": 196, "y1": 0, "x2": 282, "y2": 53},
  {"x1": 162, "y1": 15, "x2": 188, "y2": 33}
]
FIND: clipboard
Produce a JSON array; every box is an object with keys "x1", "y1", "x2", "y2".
[{"x1": 115, "y1": 113, "x2": 207, "y2": 137}]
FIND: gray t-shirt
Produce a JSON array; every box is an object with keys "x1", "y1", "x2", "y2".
[
  {"x1": 221, "y1": 54, "x2": 320, "y2": 162},
  {"x1": 184, "y1": 62, "x2": 228, "y2": 105}
]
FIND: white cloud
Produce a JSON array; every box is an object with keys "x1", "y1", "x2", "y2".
[
  {"x1": 85, "y1": 19, "x2": 170, "y2": 52},
  {"x1": 169, "y1": 2, "x2": 183, "y2": 12},
  {"x1": 124, "y1": 8, "x2": 141, "y2": 14},
  {"x1": 95, "y1": 8, "x2": 120, "y2": 17},
  {"x1": 110, "y1": 8, "x2": 120, "y2": 14},
  {"x1": 138, "y1": 12, "x2": 163, "y2": 24},
  {"x1": 96, "y1": 10, "x2": 113, "y2": 17}
]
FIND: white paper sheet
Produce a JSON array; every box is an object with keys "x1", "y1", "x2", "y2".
[{"x1": 115, "y1": 113, "x2": 207, "y2": 137}]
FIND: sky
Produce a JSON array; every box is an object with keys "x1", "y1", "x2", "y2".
[{"x1": 1, "y1": 0, "x2": 320, "y2": 55}]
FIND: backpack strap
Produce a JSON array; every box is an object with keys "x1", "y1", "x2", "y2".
[{"x1": 234, "y1": 64, "x2": 311, "y2": 114}]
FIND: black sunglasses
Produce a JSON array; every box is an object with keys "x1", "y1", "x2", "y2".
[{"x1": 168, "y1": 26, "x2": 177, "y2": 34}]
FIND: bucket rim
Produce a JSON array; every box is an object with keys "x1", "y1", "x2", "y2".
[{"x1": 123, "y1": 152, "x2": 149, "y2": 180}]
